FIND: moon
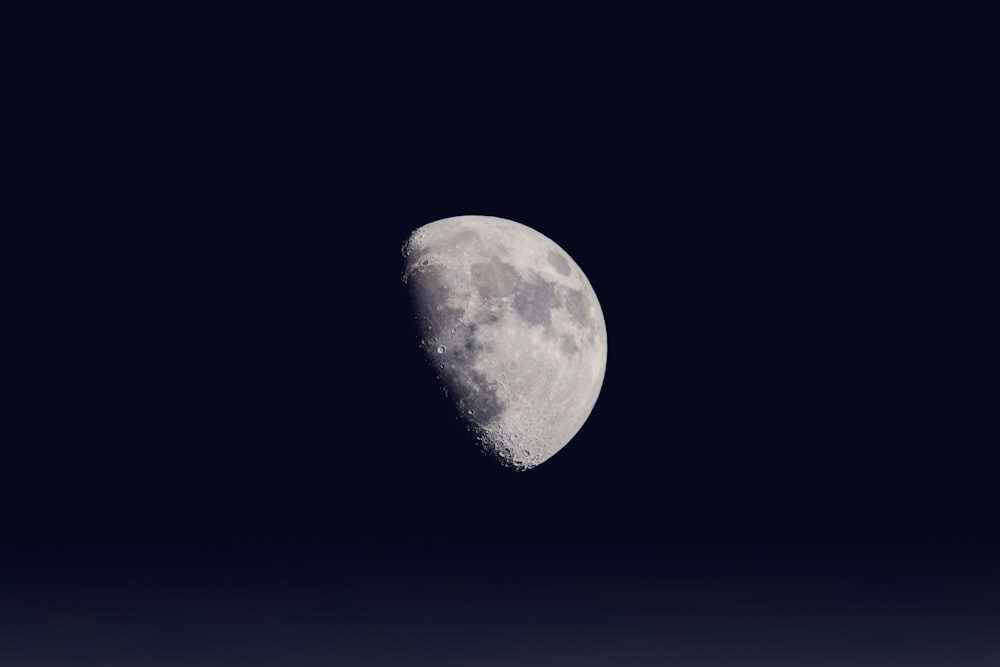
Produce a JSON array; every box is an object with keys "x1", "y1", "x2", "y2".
[{"x1": 401, "y1": 215, "x2": 607, "y2": 470}]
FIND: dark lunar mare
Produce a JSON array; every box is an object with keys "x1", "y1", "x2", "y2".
[
  {"x1": 512, "y1": 278, "x2": 558, "y2": 329},
  {"x1": 561, "y1": 285, "x2": 597, "y2": 339},
  {"x1": 546, "y1": 250, "x2": 571, "y2": 275}
]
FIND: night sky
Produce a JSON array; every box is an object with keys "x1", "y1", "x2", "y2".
[{"x1": 6, "y1": 9, "x2": 994, "y2": 666}]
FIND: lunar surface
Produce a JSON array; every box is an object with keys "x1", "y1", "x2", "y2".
[{"x1": 401, "y1": 215, "x2": 607, "y2": 470}]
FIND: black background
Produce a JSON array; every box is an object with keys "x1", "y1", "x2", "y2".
[{"x1": 4, "y1": 8, "x2": 996, "y2": 666}]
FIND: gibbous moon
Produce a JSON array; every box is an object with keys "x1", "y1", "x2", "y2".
[{"x1": 401, "y1": 215, "x2": 607, "y2": 470}]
